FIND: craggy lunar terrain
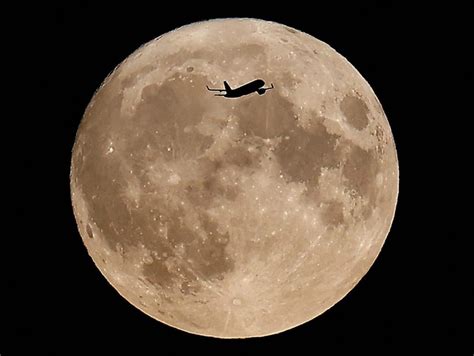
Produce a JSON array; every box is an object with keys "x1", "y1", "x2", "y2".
[{"x1": 70, "y1": 19, "x2": 399, "y2": 338}]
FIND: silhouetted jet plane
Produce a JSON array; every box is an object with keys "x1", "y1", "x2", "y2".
[{"x1": 207, "y1": 79, "x2": 274, "y2": 98}]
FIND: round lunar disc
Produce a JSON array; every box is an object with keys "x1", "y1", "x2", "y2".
[{"x1": 70, "y1": 18, "x2": 399, "y2": 338}]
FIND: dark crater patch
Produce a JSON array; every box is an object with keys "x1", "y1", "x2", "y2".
[
  {"x1": 275, "y1": 118, "x2": 341, "y2": 194},
  {"x1": 224, "y1": 145, "x2": 260, "y2": 169},
  {"x1": 142, "y1": 259, "x2": 175, "y2": 289},
  {"x1": 342, "y1": 146, "x2": 378, "y2": 197},
  {"x1": 234, "y1": 88, "x2": 296, "y2": 138},
  {"x1": 340, "y1": 95, "x2": 370, "y2": 130},
  {"x1": 134, "y1": 74, "x2": 214, "y2": 160},
  {"x1": 342, "y1": 145, "x2": 380, "y2": 216},
  {"x1": 321, "y1": 201, "x2": 345, "y2": 227},
  {"x1": 163, "y1": 209, "x2": 197, "y2": 246},
  {"x1": 141, "y1": 211, "x2": 234, "y2": 290},
  {"x1": 86, "y1": 224, "x2": 94, "y2": 238},
  {"x1": 185, "y1": 157, "x2": 243, "y2": 208}
]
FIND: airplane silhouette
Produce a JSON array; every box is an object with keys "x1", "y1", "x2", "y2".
[{"x1": 207, "y1": 79, "x2": 274, "y2": 98}]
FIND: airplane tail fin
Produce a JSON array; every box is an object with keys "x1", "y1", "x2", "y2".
[{"x1": 224, "y1": 81, "x2": 232, "y2": 92}]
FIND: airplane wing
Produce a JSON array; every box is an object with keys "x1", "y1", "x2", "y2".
[{"x1": 206, "y1": 85, "x2": 226, "y2": 92}]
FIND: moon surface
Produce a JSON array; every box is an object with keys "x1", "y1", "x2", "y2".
[{"x1": 70, "y1": 18, "x2": 398, "y2": 338}]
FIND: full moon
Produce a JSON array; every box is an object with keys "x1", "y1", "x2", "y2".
[{"x1": 70, "y1": 18, "x2": 398, "y2": 338}]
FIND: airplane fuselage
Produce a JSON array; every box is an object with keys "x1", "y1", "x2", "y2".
[
  {"x1": 207, "y1": 79, "x2": 273, "y2": 98},
  {"x1": 224, "y1": 79, "x2": 265, "y2": 98}
]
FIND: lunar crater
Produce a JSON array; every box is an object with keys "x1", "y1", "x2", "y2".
[{"x1": 340, "y1": 94, "x2": 370, "y2": 130}]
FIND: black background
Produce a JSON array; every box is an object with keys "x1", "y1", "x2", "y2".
[{"x1": 5, "y1": 2, "x2": 470, "y2": 355}]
